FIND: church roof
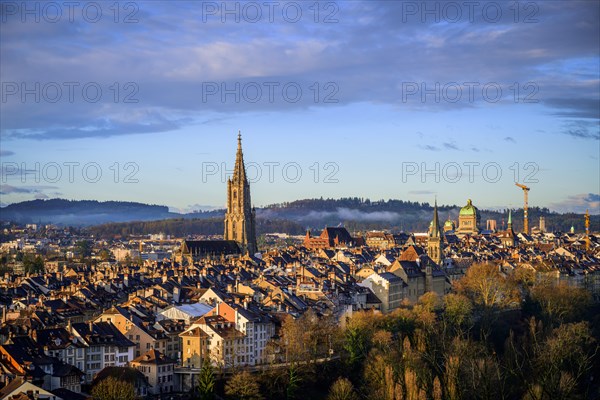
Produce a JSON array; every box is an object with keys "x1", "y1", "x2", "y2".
[
  {"x1": 183, "y1": 240, "x2": 241, "y2": 256},
  {"x1": 321, "y1": 227, "x2": 354, "y2": 243}
]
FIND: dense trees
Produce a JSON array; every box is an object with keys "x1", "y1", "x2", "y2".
[
  {"x1": 4, "y1": 198, "x2": 597, "y2": 233},
  {"x1": 207, "y1": 265, "x2": 597, "y2": 400},
  {"x1": 529, "y1": 281, "x2": 592, "y2": 325},
  {"x1": 22, "y1": 253, "x2": 44, "y2": 274},
  {"x1": 289, "y1": 267, "x2": 596, "y2": 400},
  {"x1": 88, "y1": 217, "x2": 305, "y2": 237},
  {"x1": 74, "y1": 240, "x2": 93, "y2": 260}
]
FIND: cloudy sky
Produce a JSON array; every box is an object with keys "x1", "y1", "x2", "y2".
[{"x1": 1, "y1": 0, "x2": 598, "y2": 213}]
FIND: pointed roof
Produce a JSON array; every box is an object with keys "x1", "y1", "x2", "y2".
[
  {"x1": 508, "y1": 209, "x2": 512, "y2": 226},
  {"x1": 233, "y1": 131, "x2": 247, "y2": 183},
  {"x1": 430, "y1": 199, "x2": 442, "y2": 239}
]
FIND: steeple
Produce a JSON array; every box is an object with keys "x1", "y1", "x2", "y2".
[
  {"x1": 428, "y1": 198, "x2": 443, "y2": 265},
  {"x1": 233, "y1": 130, "x2": 246, "y2": 183},
  {"x1": 430, "y1": 198, "x2": 441, "y2": 238},
  {"x1": 501, "y1": 208, "x2": 516, "y2": 247},
  {"x1": 224, "y1": 131, "x2": 257, "y2": 255}
]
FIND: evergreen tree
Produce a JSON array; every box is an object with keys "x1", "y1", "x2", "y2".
[{"x1": 197, "y1": 358, "x2": 215, "y2": 400}]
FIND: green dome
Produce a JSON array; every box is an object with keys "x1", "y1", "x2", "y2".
[
  {"x1": 444, "y1": 219, "x2": 455, "y2": 228},
  {"x1": 459, "y1": 199, "x2": 478, "y2": 216}
]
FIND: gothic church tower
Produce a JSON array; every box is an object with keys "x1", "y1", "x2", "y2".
[
  {"x1": 224, "y1": 132, "x2": 257, "y2": 255},
  {"x1": 428, "y1": 199, "x2": 443, "y2": 265}
]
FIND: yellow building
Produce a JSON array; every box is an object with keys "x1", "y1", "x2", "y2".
[{"x1": 179, "y1": 326, "x2": 209, "y2": 369}]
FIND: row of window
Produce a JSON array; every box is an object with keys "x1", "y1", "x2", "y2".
[{"x1": 159, "y1": 365, "x2": 172, "y2": 373}]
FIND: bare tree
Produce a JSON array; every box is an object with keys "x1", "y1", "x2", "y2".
[
  {"x1": 225, "y1": 371, "x2": 263, "y2": 400},
  {"x1": 91, "y1": 377, "x2": 135, "y2": 400}
]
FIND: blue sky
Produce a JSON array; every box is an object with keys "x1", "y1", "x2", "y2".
[{"x1": 0, "y1": 0, "x2": 599, "y2": 214}]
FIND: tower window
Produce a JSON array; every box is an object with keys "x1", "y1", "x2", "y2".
[{"x1": 233, "y1": 190, "x2": 237, "y2": 200}]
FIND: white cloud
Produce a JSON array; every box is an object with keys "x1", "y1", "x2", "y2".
[{"x1": 549, "y1": 193, "x2": 600, "y2": 214}]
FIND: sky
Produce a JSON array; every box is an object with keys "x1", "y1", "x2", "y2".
[{"x1": 0, "y1": 0, "x2": 599, "y2": 214}]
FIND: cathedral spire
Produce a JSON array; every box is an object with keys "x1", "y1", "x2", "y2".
[
  {"x1": 233, "y1": 130, "x2": 246, "y2": 183},
  {"x1": 428, "y1": 198, "x2": 443, "y2": 265},
  {"x1": 430, "y1": 198, "x2": 441, "y2": 239}
]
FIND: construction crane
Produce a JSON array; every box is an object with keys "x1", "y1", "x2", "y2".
[{"x1": 515, "y1": 183, "x2": 530, "y2": 234}]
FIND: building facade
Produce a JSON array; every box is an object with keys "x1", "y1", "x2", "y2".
[{"x1": 130, "y1": 349, "x2": 176, "y2": 395}]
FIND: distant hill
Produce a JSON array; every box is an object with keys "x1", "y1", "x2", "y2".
[
  {"x1": 0, "y1": 199, "x2": 183, "y2": 226},
  {"x1": 88, "y1": 217, "x2": 305, "y2": 237},
  {"x1": 258, "y1": 197, "x2": 598, "y2": 233},
  {"x1": 1, "y1": 197, "x2": 597, "y2": 233}
]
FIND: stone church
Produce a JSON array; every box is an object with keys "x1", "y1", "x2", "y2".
[{"x1": 177, "y1": 132, "x2": 258, "y2": 263}]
